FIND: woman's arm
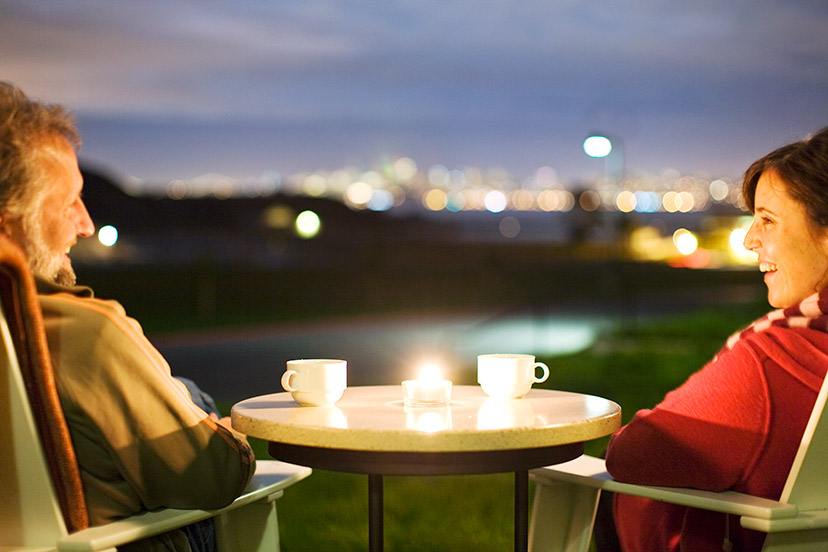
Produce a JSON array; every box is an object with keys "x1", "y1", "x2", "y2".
[{"x1": 606, "y1": 340, "x2": 770, "y2": 491}]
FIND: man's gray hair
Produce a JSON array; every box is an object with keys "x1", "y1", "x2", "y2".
[{"x1": 0, "y1": 82, "x2": 81, "y2": 220}]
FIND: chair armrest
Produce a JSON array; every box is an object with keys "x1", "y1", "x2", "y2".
[
  {"x1": 741, "y1": 510, "x2": 828, "y2": 533},
  {"x1": 57, "y1": 461, "x2": 311, "y2": 552},
  {"x1": 531, "y1": 455, "x2": 798, "y2": 522}
]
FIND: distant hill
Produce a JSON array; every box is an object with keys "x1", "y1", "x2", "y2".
[{"x1": 77, "y1": 165, "x2": 461, "y2": 270}]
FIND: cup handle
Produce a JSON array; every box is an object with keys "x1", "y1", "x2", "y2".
[
  {"x1": 281, "y1": 370, "x2": 298, "y2": 392},
  {"x1": 533, "y1": 362, "x2": 550, "y2": 383}
]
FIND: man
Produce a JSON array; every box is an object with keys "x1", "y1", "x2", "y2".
[{"x1": 0, "y1": 82, "x2": 254, "y2": 551}]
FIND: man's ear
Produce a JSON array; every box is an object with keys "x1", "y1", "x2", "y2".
[{"x1": 0, "y1": 215, "x2": 20, "y2": 243}]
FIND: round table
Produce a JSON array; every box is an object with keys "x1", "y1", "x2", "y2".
[{"x1": 232, "y1": 385, "x2": 621, "y2": 552}]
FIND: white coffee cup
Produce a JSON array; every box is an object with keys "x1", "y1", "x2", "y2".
[
  {"x1": 477, "y1": 353, "x2": 549, "y2": 400},
  {"x1": 281, "y1": 359, "x2": 347, "y2": 407}
]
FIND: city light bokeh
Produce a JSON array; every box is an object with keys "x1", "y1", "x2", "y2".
[
  {"x1": 140, "y1": 156, "x2": 747, "y2": 216},
  {"x1": 583, "y1": 136, "x2": 613, "y2": 158},
  {"x1": 116, "y1": 152, "x2": 758, "y2": 269},
  {"x1": 294, "y1": 210, "x2": 322, "y2": 239},
  {"x1": 97, "y1": 225, "x2": 119, "y2": 247}
]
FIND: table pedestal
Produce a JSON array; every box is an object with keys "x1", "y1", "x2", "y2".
[
  {"x1": 269, "y1": 441, "x2": 583, "y2": 552},
  {"x1": 367, "y1": 470, "x2": 530, "y2": 552},
  {"x1": 515, "y1": 470, "x2": 529, "y2": 552},
  {"x1": 369, "y1": 475, "x2": 383, "y2": 552}
]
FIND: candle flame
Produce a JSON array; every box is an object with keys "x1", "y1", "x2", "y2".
[{"x1": 419, "y1": 363, "x2": 442, "y2": 382}]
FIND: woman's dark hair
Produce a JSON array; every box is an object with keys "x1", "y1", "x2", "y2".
[{"x1": 742, "y1": 126, "x2": 828, "y2": 227}]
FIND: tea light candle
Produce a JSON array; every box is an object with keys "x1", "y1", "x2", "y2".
[{"x1": 402, "y1": 364, "x2": 452, "y2": 406}]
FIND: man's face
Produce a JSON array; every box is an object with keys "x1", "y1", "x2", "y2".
[{"x1": 8, "y1": 138, "x2": 95, "y2": 285}]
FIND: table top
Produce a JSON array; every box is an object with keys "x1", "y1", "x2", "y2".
[{"x1": 232, "y1": 385, "x2": 621, "y2": 453}]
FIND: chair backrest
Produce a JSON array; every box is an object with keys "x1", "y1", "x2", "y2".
[
  {"x1": 0, "y1": 234, "x2": 88, "y2": 547},
  {"x1": 780, "y1": 365, "x2": 828, "y2": 510}
]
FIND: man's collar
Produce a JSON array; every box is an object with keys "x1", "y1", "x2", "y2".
[{"x1": 34, "y1": 276, "x2": 94, "y2": 298}]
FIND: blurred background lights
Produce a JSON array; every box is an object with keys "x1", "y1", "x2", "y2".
[
  {"x1": 295, "y1": 210, "x2": 321, "y2": 239},
  {"x1": 535, "y1": 165, "x2": 558, "y2": 186},
  {"x1": 709, "y1": 179, "x2": 730, "y2": 202},
  {"x1": 730, "y1": 228, "x2": 748, "y2": 254},
  {"x1": 138, "y1": 147, "x2": 750, "y2": 222},
  {"x1": 445, "y1": 191, "x2": 465, "y2": 212},
  {"x1": 103, "y1": 146, "x2": 761, "y2": 269},
  {"x1": 368, "y1": 189, "x2": 394, "y2": 211},
  {"x1": 360, "y1": 170, "x2": 383, "y2": 188},
  {"x1": 511, "y1": 189, "x2": 535, "y2": 211},
  {"x1": 662, "y1": 191, "x2": 679, "y2": 213},
  {"x1": 673, "y1": 228, "x2": 698, "y2": 255},
  {"x1": 166, "y1": 179, "x2": 189, "y2": 200},
  {"x1": 427, "y1": 164, "x2": 449, "y2": 186},
  {"x1": 97, "y1": 225, "x2": 118, "y2": 247},
  {"x1": 263, "y1": 204, "x2": 295, "y2": 229},
  {"x1": 629, "y1": 225, "x2": 666, "y2": 261},
  {"x1": 484, "y1": 190, "x2": 508, "y2": 213},
  {"x1": 423, "y1": 189, "x2": 448, "y2": 211},
  {"x1": 583, "y1": 135, "x2": 613, "y2": 158},
  {"x1": 393, "y1": 157, "x2": 418, "y2": 181},
  {"x1": 678, "y1": 191, "x2": 695, "y2": 212},
  {"x1": 729, "y1": 217, "x2": 758, "y2": 264},
  {"x1": 345, "y1": 181, "x2": 373, "y2": 208},
  {"x1": 499, "y1": 216, "x2": 521, "y2": 238},
  {"x1": 579, "y1": 190, "x2": 601, "y2": 212},
  {"x1": 615, "y1": 190, "x2": 636, "y2": 213},
  {"x1": 537, "y1": 189, "x2": 575, "y2": 212},
  {"x1": 662, "y1": 190, "x2": 696, "y2": 213},
  {"x1": 448, "y1": 168, "x2": 467, "y2": 189},
  {"x1": 302, "y1": 173, "x2": 328, "y2": 197},
  {"x1": 634, "y1": 191, "x2": 661, "y2": 213}
]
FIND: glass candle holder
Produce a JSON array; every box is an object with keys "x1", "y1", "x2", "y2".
[{"x1": 401, "y1": 379, "x2": 452, "y2": 407}]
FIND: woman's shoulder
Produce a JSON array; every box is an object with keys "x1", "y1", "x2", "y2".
[{"x1": 730, "y1": 319, "x2": 828, "y2": 358}]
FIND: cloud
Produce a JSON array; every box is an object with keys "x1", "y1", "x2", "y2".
[
  {"x1": 2, "y1": 0, "x2": 826, "y2": 180},
  {"x1": 4, "y1": 2, "x2": 827, "y2": 116}
]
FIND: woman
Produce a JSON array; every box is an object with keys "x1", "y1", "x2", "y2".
[{"x1": 602, "y1": 126, "x2": 828, "y2": 552}]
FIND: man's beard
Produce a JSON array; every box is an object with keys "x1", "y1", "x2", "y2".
[{"x1": 22, "y1": 215, "x2": 77, "y2": 286}]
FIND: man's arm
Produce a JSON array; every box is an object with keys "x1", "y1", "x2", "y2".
[{"x1": 41, "y1": 293, "x2": 254, "y2": 522}]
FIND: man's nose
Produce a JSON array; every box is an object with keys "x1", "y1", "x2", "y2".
[{"x1": 76, "y1": 201, "x2": 95, "y2": 238}]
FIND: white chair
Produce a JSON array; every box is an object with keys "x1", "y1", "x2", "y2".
[
  {"x1": 0, "y1": 234, "x2": 311, "y2": 552},
  {"x1": 528, "y1": 371, "x2": 828, "y2": 552}
]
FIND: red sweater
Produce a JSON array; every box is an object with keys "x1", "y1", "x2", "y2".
[{"x1": 606, "y1": 305, "x2": 828, "y2": 551}]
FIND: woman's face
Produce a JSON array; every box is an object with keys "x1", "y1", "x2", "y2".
[{"x1": 744, "y1": 169, "x2": 828, "y2": 308}]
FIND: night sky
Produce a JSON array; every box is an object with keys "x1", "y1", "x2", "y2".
[{"x1": 2, "y1": 1, "x2": 827, "y2": 188}]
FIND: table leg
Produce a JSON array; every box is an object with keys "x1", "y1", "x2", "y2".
[
  {"x1": 515, "y1": 470, "x2": 529, "y2": 552},
  {"x1": 369, "y1": 474, "x2": 384, "y2": 552}
]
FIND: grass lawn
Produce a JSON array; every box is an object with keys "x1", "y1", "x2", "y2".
[{"x1": 243, "y1": 301, "x2": 769, "y2": 551}]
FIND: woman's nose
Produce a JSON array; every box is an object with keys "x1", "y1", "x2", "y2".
[{"x1": 743, "y1": 219, "x2": 759, "y2": 251}]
